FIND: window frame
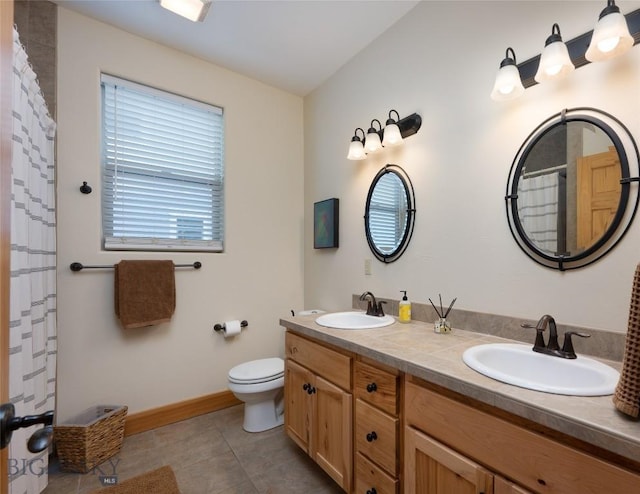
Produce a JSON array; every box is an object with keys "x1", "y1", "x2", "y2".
[{"x1": 100, "y1": 74, "x2": 225, "y2": 252}]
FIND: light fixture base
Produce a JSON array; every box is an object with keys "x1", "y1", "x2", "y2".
[{"x1": 397, "y1": 113, "x2": 422, "y2": 139}]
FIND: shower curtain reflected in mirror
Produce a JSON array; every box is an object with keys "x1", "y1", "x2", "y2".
[
  {"x1": 9, "y1": 27, "x2": 57, "y2": 494},
  {"x1": 517, "y1": 172, "x2": 560, "y2": 255}
]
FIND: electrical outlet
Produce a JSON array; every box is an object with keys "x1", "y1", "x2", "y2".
[{"x1": 364, "y1": 259, "x2": 372, "y2": 275}]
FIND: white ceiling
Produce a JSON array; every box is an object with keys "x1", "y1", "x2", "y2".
[{"x1": 53, "y1": 0, "x2": 420, "y2": 96}]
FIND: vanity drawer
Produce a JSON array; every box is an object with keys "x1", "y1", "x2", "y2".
[
  {"x1": 285, "y1": 332, "x2": 351, "y2": 390},
  {"x1": 355, "y1": 360, "x2": 399, "y2": 415},
  {"x1": 355, "y1": 399, "x2": 398, "y2": 476},
  {"x1": 355, "y1": 452, "x2": 398, "y2": 494}
]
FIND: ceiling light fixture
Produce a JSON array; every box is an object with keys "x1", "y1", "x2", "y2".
[
  {"x1": 586, "y1": 0, "x2": 634, "y2": 62},
  {"x1": 159, "y1": 0, "x2": 212, "y2": 22},
  {"x1": 490, "y1": 48, "x2": 525, "y2": 101},
  {"x1": 535, "y1": 24, "x2": 575, "y2": 82}
]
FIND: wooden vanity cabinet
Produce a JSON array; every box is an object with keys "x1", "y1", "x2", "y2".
[
  {"x1": 285, "y1": 332, "x2": 353, "y2": 491},
  {"x1": 354, "y1": 359, "x2": 401, "y2": 494},
  {"x1": 284, "y1": 327, "x2": 640, "y2": 494},
  {"x1": 405, "y1": 376, "x2": 640, "y2": 494}
]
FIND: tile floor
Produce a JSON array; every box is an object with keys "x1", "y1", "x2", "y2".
[{"x1": 43, "y1": 405, "x2": 343, "y2": 494}]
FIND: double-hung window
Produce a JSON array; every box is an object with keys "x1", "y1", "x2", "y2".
[{"x1": 101, "y1": 74, "x2": 224, "y2": 251}]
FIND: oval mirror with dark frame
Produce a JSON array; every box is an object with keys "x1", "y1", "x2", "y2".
[
  {"x1": 506, "y1": 108, "x2": 640, "y2": 271},
  {"x1": 364, "y1": 164, "x2": 416, "y2": 263}
]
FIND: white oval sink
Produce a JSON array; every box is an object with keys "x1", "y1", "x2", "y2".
[
  {"x1": 315, "y1": 311, "x2": 395, "y2": 330},
  {"x1": 462, "y1": 343, "x2": 620, "y2": 396}
]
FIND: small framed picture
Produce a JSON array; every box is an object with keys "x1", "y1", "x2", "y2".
[{"x1": 314, "y1": 198, "x2": 339, "y2": 249}]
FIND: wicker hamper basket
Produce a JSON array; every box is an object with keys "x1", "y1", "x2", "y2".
[{"x1": 54, "y1": 405, "x2": 127, "y2": 473}]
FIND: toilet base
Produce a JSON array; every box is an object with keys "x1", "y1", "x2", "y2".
[{"x1": 242, "y1": 397, "x2": 284, "y2": 433}]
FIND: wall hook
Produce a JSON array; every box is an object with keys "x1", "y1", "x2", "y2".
[{"x1": 80, "y1": 182, "x2": 92, "y2": 194}]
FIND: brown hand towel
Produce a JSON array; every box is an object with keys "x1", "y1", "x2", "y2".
[
  {"x1": 613, "y1": 263, "x2": 640, "y2": 418},
  {"x1": 114, "y1": 260, "x2": 176, "y2": 329}
]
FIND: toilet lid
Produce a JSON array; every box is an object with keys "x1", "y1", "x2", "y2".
[{"x1": 228, "y1": 357, "x2": 284, "y2": 384}]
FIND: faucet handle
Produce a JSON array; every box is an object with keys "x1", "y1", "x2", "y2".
[
  {"x1": 520, "y1": 323, "x2": 537, "y2": 329},
  {"x1": 561, "y1": 331, "x2": 590, "y2": 359},
  {"x1": 376, "y1": 301, "x2": 387, "y2": 317}
]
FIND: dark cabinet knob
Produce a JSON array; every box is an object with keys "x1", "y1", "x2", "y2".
[
  {"x1": 308, "y1": 386, "x2": 316, "y2": 395},
  {"x1": 303, "y1": 383, "x2": 309, "y2": 391},
  {"x1": 367, "y1": 489, "x2": 377, "y2": 494},
  {"x1": 366, "y1": 382, "x2": 377, "y2": 393},
  {"x1": 366, "y1": 431, "x2": 378, "y2": 442}
]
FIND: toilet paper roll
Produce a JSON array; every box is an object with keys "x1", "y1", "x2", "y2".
[{"x1": 223, "y1": 320, "x2": 242, "y2": 338}]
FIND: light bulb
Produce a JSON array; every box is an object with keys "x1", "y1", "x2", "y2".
[
  {"x1": 545, "y1": 64, "x2": 563, "y2": 76},
  {"x1": 598, "y1": 36, "x2": 620, "y2": 52},
  {"x1": 499, "y1": 84, "x2": 514, "y2": 95}
]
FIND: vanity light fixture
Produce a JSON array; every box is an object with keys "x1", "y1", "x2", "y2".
[
  {"x1": 347, "y1": 128, "x2": 366, "y2": 160},
  {"x1": 490, "y1": 47, "x2": 525, "y2": 101},
  {"x1": 364, "y1": 119, "x2": 383, "y2": 154},
  {"x1": 347, "y1": 112, "x2": 422, "y2": 161},
  {"x1": 586, "y1": 0, "x2": 634, "y2": 62},
  {"x1": 534, "y1": 24, "x2": 575, "y2": 83},
  {"x1": 158, "y1": 0, "x2": 212, "y2": 22},
  {"x1": 497, "y1": 6, "x2": 640, "y2": 95},
  {"x1": 382, "y1": 110, "x2": 403, "y2": 147}
]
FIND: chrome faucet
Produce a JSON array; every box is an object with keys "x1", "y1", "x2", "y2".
[
  {"x1": 359, "y1": 291, "x2": 386, "y2": 317},
  {"x1": 521, "y1": 314, "x2": 590, "y2": 359}
]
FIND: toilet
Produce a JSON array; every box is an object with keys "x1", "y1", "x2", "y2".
[{"x1": 227, "y1": 357, "x2": 285, "y2": 432}]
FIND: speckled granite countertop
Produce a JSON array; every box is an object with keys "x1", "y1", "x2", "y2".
[{"x1": 280, "y1": 312, "x2": 640, "y2": 464}]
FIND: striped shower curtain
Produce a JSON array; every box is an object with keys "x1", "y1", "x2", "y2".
[
  {"x1": 9, "y1": 27, "x2": 57, "y2": 494},
  {"x1": 517, "y1": 172, "x2": 560, "y2": 255}
]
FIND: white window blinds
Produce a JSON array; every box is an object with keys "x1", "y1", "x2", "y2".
[{"x1": 101, "y1": 74, "x2": 224, "y2": 251}]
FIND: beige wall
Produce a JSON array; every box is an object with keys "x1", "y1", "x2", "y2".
[
  {"x1": 56, "y1": 8, "x2": 304, "y2": 421},
  {"x1": 304, "y1": 1, "x2": 640, "y2": 333}
]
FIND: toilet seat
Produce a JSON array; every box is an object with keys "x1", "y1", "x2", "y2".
[{"x1": 228, "y1": 357, "x2": 284, "y2": 385}]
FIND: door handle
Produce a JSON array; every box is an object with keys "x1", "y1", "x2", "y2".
[{"x1": 1, "y1": 403, "x2": 54, "y2": 453}]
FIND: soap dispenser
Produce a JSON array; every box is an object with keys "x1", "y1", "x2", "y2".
[{"x1": 399, "y1": 291, "x2": 411, "y2": 323}]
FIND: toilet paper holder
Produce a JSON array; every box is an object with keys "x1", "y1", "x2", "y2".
[{"x1": 213, "y1": 320, "x2": 248, "y2": 332}]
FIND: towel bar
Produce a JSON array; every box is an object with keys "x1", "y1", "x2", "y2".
[
  {"x1": 214, "y1": 320, "x2": 248, "y2": 332},
  {"x1": 70, "y1": 261, "x2": 202, "y2": 272}
]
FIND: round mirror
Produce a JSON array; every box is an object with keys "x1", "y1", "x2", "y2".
[
  {"x1": 364, "y1": 164, "x2": 416, "y2": 263},
  {"x1": 506, "y1": 108, "x2": 640, "y2": 270}
]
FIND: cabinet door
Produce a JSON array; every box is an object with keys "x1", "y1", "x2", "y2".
[
  {"x1": 405, "y1": 426, "x2": 493, "y2": 494},
  {"x1": 284, "y1": 359, "x2": 314, "y2": 452},
  {"x1": 314, "y1": 374, "x2": 353, "y2": 492}
]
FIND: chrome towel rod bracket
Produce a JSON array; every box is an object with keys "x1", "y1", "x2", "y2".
[{"x1": 70, "y1": 261, "x2": 202, "y2": 271}]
